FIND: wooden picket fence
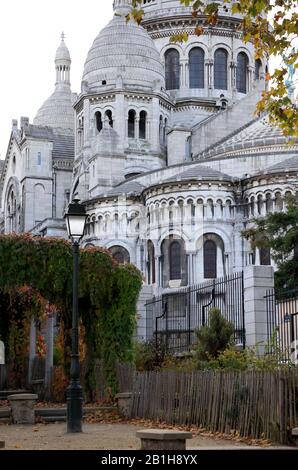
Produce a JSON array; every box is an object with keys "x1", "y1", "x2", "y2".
[{"x1": 129, "y1": 368, "x2": 298, "y2": 444}]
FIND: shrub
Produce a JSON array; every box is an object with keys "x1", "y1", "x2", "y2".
[
  {"x1": 195, "y1": 308, "x2": 234, "y2": 362},
  {"x1": 134, "y1": 339, "x2": 168, "y2": 371}
]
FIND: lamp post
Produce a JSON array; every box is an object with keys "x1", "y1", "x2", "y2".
[{"x1": 64, "y1": 199, "x2": 87, "y2": 433}]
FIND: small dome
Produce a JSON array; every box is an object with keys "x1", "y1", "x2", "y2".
[
  {"x1": 34, "y1": 34, "x2": 74, "y2": 130},
  {"x1": 55, "y1": 35, "x2": 71, "y2": 62},
  {"x1": 33, "y1": 85, "x2": 74, "y2": 130},
  {"x1": 82, "y1": 15, "x2": 165, "y2": 92}
]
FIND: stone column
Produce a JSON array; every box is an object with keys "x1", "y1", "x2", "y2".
[
  {"x1": 233, "y1": 220, "x2": 245, "y2": 272},
  {"x1": 147, "y1": 119, "x2": 151, "y2": 140},
  {"x1": 230, "y1": 61, "x2": 237, "y2": 91},
  {"x1": 28, "y1": 318, "x2": 36, "y2": 384},
  {"x1": 83, "y1": 98, "x2": 90, "y2": 145},
  {"x1": 135, "y1": 117, "x2": 140, "y2": 140},
  {"x1": 248, "y1": 66, "x2": 254, "y2": 92},
  {"x1": 243, "y1": 265, "x2": 275, "y2": 354},
  {"x1": 45, "y1": 314, "x2": 54, "y2": 387},
  {"x1": 136, "y1": 285, "x2": 154, "y2": 342},
  {"x1": 185, "y1": 61, "x2": 189, "y2": 88},
  {"x1": 208, "y1": 61, "x2": 214, "y2": 89}
]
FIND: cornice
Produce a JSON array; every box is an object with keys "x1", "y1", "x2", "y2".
[{"x1": 74, "y1": 89, "x2": 174, "y2": 112}]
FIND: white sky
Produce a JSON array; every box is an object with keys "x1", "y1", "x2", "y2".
[
  {"x1": 0, "y1": 0, "x2": 113, "y2": 160},
  {"x1": 0, "y1": 1, "x2": 290, "y2": 160}
]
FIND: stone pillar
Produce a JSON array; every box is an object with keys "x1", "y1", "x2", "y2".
[
  {"x1": 137, "y1": 430, "x2": 192, "y2": 451},
  {"x1": 8, "y1": 394, "x2": 38, "y2": 425},
  {"x1": 45, "y1": 314, "x2": 54, "y2": 387},
  {"x1": 28, "y1": 318, "x2": 36, "y2": 384},
  {"x1": 243, "y1": 265, "x2": 275, "y2": 354},
  {"x1": 230, "y1": 61, "x2": 237, "y2": 91},
  {"x1": 135, "y1": 117, "x2": 139, "y2": 140},
  {"x1": 187, "y1": 253, "x2": 195, "y2": 286},
  {"x1": 248, "y1": 66, "x2": 254, "y2": 92},
  {"x1": 136, "y1": 285, "x2": 154, "y2": 342}
]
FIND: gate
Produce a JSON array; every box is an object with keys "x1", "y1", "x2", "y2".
[
  {"x1": 146, "y1": 272, "x2": 245, "y2": 353},
  {"x1": 266, "y1": 288, "x2": 298, "y2": 363}
]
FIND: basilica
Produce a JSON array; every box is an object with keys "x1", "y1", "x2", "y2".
[{"x1": 1, "y1": 0, "x2": 297, "y2": 328}]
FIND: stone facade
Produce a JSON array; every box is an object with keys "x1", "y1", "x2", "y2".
[{"x1": 0, "y1": 0, "x2": 297, "y2": 340}]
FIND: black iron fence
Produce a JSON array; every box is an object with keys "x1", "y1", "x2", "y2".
[
  {"x1": 266, "y1": 288, "x2": 298, "y2": 362},
  {"x1": 146, "y1": 272, "x2": 245, "y2": 353}
]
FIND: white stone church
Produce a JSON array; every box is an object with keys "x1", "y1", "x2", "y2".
[{"x1": 1, "y1": 0, "x2": 297, "y2": 333}]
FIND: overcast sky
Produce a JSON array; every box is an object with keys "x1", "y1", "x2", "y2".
[
  {"x1": 0, "y1": 0, "x2": 113, "y2": 159},
  {"x1": 0, "y1": 1, "x2": 291, "y2": 160}
]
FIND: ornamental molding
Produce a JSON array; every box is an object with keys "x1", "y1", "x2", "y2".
[
  {"x1": 124, "y1": 94, "x2": 152, "y2": 103},
  {"x1": 196, "y1": 145, "x2": 298, "y2": 161},
  {"x1": 52, "y1": 159, "x2": 74, "y2": 170},
  {"x1": 89, "y1": 94, "x2": 116, "y2": 104},
  {"x1": 143, "y1": 180, "x2": 234, "y2": 198},
  {"x1": 148, "y1": 27, "x2": 242, "y2": 41}
]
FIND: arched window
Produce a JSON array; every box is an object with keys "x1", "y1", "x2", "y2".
[
  {"x1": 204, "y1": 240, "x2": 217, "y2": 279},
  {"x1": 214, "y1": 48, "x2": 228, "y2": 90},
  {"x1": 260, "y1": 247, "x2": 271, "y2": 266},
  {"x1": 163, "y1": 118, "x2": 167, "y2": 145},
  {"x1": 236, "y1": 52, "x2": 249, "y2": 93},
  {"x1": 169, "y1": 241, "x2": 181, "y2": 280},
  {"x1": 189, "y1": 47, "x2": 205, "y2": 89},
  {"x1": 159, "y1": 115, "x2": 163, "y2": 144},
  {"x1": 109, "y1": 246, "x2": 130, "y2": 264},
  {"x1": 12, "y1": 154, "x2": 16, "y2": 173},
  {"x1": 255, "y1": 59, "x2": 262, "y2": 80},
  {"x1": 95, "y1": 111, "x2": 102, "y2": 132},
  {"x1": 105, "y1": 110, "x2": 113, "y2": 128},
  {"x1": 139, "y1": 111, "x2": 147, "y2": 139},
  {"x1": 147, "y1": 240, "x2": 156, "y2": 284},
  {"x1": 128, "y1": 110, "x2": 136, "y2": 138},
  {"x1": 165, "y1": 49, "x2": 180, "y2": 90}
]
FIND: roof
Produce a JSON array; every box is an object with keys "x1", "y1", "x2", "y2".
[
  {"x1": 82, "y1": 14, "x2": 165, "y2": 92},
  {"x1": 99, "y1": 181, "x2": 145, "y2": 198},
  {"x1": 52, "y1": 131, "x2": 74, "y2": 159},
  {"x1": 265, "y1": 155, "x2": 298, "y2": 174},
  {"x1": 164, "y1": 164, "x2": 233, "y2": 183},
  {"x1": 33, "y1": 84, "x2": 74, "y2": 130},
  {"x1": 23, "y1": 125, "x2": 74, "y2": 159},
  {"x1": 197, "y1": 116, "x2": 298, "y2": 160}
]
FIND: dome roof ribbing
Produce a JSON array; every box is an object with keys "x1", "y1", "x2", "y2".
[
  {"x1": 33, "y1": 85, "x2": 74, "y2": 130},
  {"x1": 34, "y1": 35, "x2": 74, "y2": 130},
  {"x1": 82, "y1": 15, "x2": 165, "y2": 92},
  {"x1": 55, "y1": 34, "x2": 71, "y2": 62}
]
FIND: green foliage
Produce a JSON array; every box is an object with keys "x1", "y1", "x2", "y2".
[
  {"x1": 243, "y1": 196, "x2": 298, "y2": 289},
  {"x1": 0, "y1": 234, "x2": 142, "y2": 395},
  {"x1": 195, "y1": 308, "x2": 234, "y2": 361},
  {"x1": 196, "y1": 344, "x2": 293, "y2": 371},
  {"x1": 133, "y1": 339, "x2": 168, "y2": 371}
]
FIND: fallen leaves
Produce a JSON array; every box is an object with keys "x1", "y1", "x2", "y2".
[{"x1": 83, "y1": 409, "x2": 272, "y2": 448}]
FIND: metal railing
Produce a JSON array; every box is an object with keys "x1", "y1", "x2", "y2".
[
  {"x1": 146, "y1": 272, "x2": 245, "y2": 353},
  {"x1": 266, "y1": 288, "x2": 298, "y2": 362}
]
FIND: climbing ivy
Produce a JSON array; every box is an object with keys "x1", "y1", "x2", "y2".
[{"x1": 0, "y1": 234, "x2": 142, "y2": 395}]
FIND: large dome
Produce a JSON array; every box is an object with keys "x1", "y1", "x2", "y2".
[{"x1": 82, "y1": 15, "x2": 165, "y2": 92}]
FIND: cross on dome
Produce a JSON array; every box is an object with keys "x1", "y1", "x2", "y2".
[{"x1": 61, "y1": 31, "x2": 65, "y2": 41}]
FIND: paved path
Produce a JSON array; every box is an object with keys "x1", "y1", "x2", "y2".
[{"x1": 0, "y1": 423, "x2": 290, "y2": 450}]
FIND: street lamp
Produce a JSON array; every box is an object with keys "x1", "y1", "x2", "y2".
[{"x1": 64, "y1": 199, "x2": 87, "y2": 433}]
